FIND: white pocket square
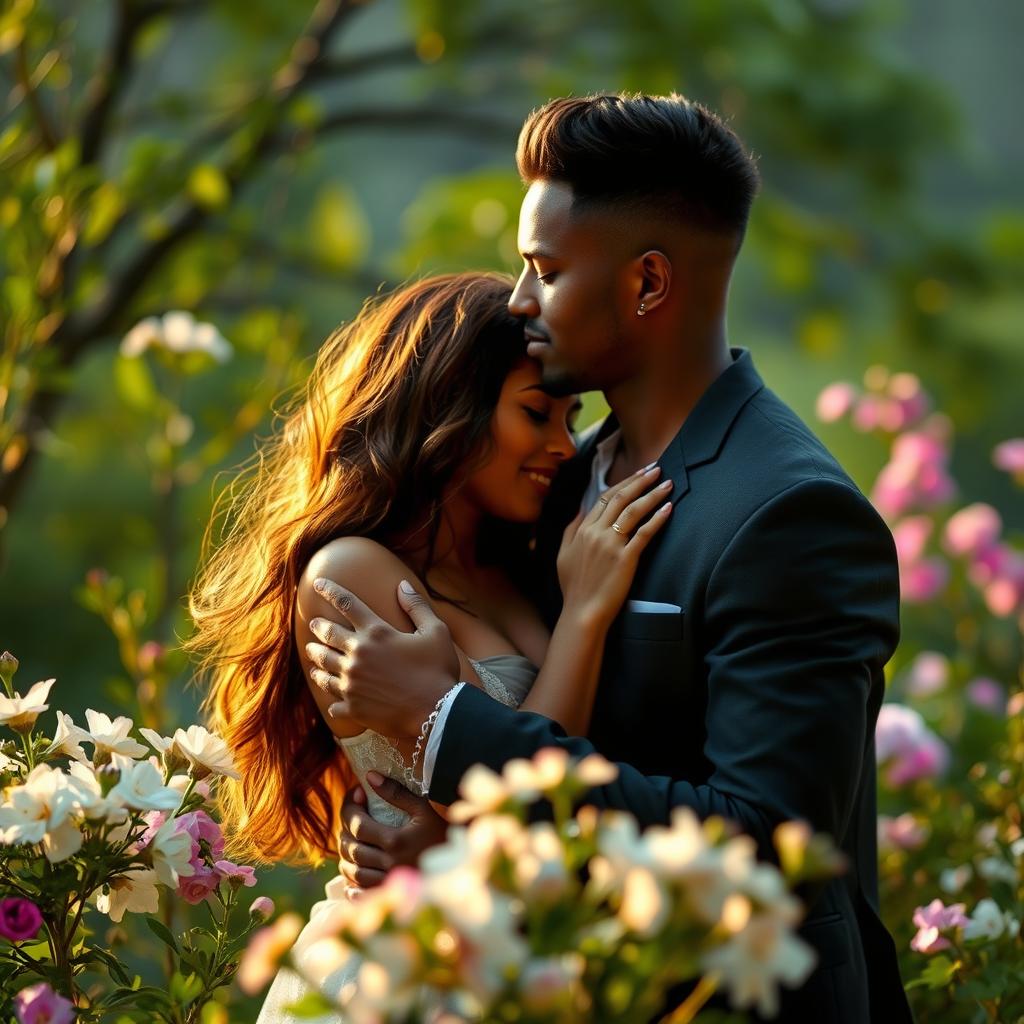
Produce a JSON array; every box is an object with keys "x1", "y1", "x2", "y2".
[{"x1": 626, "y1": 600, "x2": 683, "y2": 614}]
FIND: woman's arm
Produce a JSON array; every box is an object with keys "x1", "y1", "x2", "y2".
[
  {"x1": 518, "y1": 466, "x2": 673, "y2": 734},
  {"x1": 296, "y1": 537, "x2": 481, "y2": 760}
]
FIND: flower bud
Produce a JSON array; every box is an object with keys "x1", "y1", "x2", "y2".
[
  {"x1": 249, "y1": 896, "x2": 275, "y2": 921},
  {"x1": 0, "y1": 651, "x2": 18, "y2": 689},
  {"x1": 96, "y1": 763, "x2": 122, "y2": 795},
  {"x1": 137, "y1": 641, "x2": 165, "y2": 675}
]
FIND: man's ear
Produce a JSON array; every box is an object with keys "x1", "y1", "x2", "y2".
[{"x1": 635, "y1": 250, "x2": 671, "y2": 314}]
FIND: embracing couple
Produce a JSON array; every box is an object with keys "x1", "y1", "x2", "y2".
[{"x1": 189, "y1": 93, "x2": 913, "y2": 1023}]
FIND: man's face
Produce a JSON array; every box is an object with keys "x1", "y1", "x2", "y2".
[{"x1": 509, "y1": 180, "x2": 637, "y2": 397}]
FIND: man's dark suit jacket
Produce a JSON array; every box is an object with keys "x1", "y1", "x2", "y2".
[{"x1": 429, "y1": 349, "x2": 912, "y2": 1024}]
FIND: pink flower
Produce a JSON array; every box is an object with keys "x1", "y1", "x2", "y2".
[
  {"x1": 878, "y1": 814, "x2": 929, "y2": 852},
  {"x1": 178, "y1": 810, "x2": 225, "y2": 859},
  {"x1": 237, "y1": 913, "x2": 303, "y2": 995},
  {"x1": 903, "y1": 652, "x2": 950, "y2": 698},
  {"x1": 944, "y1": 503, "x2": 1002, "y2": 558},
  {"x1": 0, "y1": 897, "x2": 43, "y2": 941},
  {"x1": 852, "y1": 394, "x2": 884, "y2": 432},
  {"x1": 816, "y1": 382, "x2": 858, "y2": 423},
  {"x1": 12, "y1": 983, "x2": 75, "y2": 1024},
  {"x1": 886, "y1": 372, "x2": 929, "y2": 429},
  {"x1": 178, "y1": 865, "x2": 221, "y2": 905},
  {"x1": 966, "y1": 678, "x2": 1006, "y2": 715},
  {"x1": 875, "y1": 704, "x2": 949, "y2": 786},
  {"x1": 901, "y1": 558, "x2": 949, "y2": 603},
  {"x1": 892, "y1": 516, "x2": 934, "y2": 566},
  {"x1": 993, "y1": 438, "x2": 1024, "y2": 474},
  {"x1": 215, "y1": 860, "x2": 257, "y2": 888},
  {"x1": 910, "y1": 899, "x2": 968, "y2": 954},
  {"x1": 872, "y1": 432, "x2": 956, "y2": 519}
]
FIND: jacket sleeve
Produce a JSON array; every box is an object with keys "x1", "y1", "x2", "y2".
[{"x1": 429, "y1": 478, "x2": 899, "y2": 851}]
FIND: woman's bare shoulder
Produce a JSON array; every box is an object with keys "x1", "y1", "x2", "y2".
[{"x1": 297, "y1": 536, "x2": 422, "y2": 635}]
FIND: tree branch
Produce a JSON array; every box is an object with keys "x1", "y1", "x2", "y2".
[
  {"x1": 0, "y1": 0, "x2": 366, "y2": 530},
  {"x1": 277, "y1": 104, "x2": 520, "y2": 150},
  {"x1": 14, "y1": 38, "x2": 59, "y2": 150}
]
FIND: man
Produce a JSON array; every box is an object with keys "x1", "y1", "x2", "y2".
[{"x1": 307, "y1": 93, "x2": 911, "y2": 1022}]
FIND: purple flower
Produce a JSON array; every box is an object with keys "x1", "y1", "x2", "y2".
[
  {"x1": 214, "y1": 860, "x2": 257, "y2": 888},
  {"x1": 12, "y1": 983, "x2": 75, "y2": 1024},
  {"x1": 0, "y1": 897, "x2": 43, "y2": 942},
  {"x1": 903, "y1": 652, "x2": 950, "y2": 698},
  {"x1": 910, "y1": 899, "x2": 968, "y2": 954},
  {"x1": 249, "y1": 896, "x2": 275, "y2": 920},
  {"x1": 966, "y1": 677, "x2": 1006, "y2": 715},
  {"x1": 875, "y1": 703, "x2": 949, "y2": 786}
]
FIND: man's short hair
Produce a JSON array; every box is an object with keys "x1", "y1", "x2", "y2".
[{"x1": 516, "y1": 93, "x2": 760, "y2": 241}]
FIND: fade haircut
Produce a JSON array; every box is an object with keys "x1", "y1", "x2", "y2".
[{"x1": 516, "y1": 93, "x2": 760, "y2": 242}]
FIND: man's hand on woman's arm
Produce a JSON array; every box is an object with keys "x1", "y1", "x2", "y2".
[{"x1": 338, "y1": 773, "x2": 448, "y2": 892}]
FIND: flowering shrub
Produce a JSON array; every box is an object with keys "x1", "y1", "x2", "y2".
[
  {"x1": 0, "y1": 651, "x2": 270, "y2": 1022},
  {"x1": 817, "y1": 368, "x2": 1023, "y2": 1022},
  {"x1": 242, "y1": 748, "x2": 843, "y2": 1024}
]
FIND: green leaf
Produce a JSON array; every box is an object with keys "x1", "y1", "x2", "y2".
[
  {"x1": 145, "y1": 915, "x2": 180, "y2": 955},
  {"x1": 284, "y1": 991, "x2": 336, "y2": 1018},
  {"x1": 115, "y1": 353, "x2": 159, "y2": 412},
  {"x1": 187, "y1": 165, "x2": 231, "y2": 211},
  {"x1": 82, "y1": 181, "x2": 125, "y2": 245},
  {"x1": 905, "y1": 954, "x2": 957, "y2": 990},
  {"x1": 169, "y1": 970, "x2": 204, "y2": 1004},
  {"x1": 309, "y1": 184, "x2": 370, "y2": 270}
]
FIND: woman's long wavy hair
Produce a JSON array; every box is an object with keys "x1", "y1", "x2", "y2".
[{"x1": 187, "y1": 272, "x2": 529, "y2": 866}]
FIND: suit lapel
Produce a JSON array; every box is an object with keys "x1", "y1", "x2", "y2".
[{"x1": 657, "y1": 348, "x2": 765, "y2": 506}]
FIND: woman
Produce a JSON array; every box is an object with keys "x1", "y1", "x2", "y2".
[{"x1": 187, "y1": 273, "x2": 671, "y2": 1019}]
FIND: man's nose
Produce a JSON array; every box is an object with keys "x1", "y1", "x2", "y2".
[{"x1": 508, "y1": 272, "x2": 539, "y2": 318}]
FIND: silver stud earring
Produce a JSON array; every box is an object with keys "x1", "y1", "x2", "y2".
[{"x1": 637, "y1": 301, "x2": 647, "y2": 317}]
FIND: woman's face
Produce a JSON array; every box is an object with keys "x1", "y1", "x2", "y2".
[{"x1": 463, "y1": 358, "x2": 581, "y2": 522}]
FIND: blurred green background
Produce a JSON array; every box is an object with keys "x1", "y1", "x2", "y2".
[{"x1": 1, "y1": 0, "x2": 1022, "y2": 1014}]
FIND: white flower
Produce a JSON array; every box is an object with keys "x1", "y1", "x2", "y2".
[
  {"x1": 107, "y1": 758, "x2": 183, "y2": 812},
  {"x1": 619, "y1": 866, "x2": 668, "y2": 936},
  {"x1": 120, "y1": 311, "x2": 232, "y2": 363},
  {"x1": 701, "y1": 909, "x2": 817, "y2": 1018},
  {"x1": 513, "y1": 822, "x2": 569, "y2": 903},
  {"x1": 939, "y1": 865, "x2": 973, "y2": 894},
  {"x1": 148, "y1": 819, "x2": 196, "y2": 887},
  {"x1": 575, "y1": 753, "x2": 618, "y2": 786},
  {"x1": 520, "y1": 954, "x2": 584, "y2": 1012},
  {"x1": 0, "y1": 678, "x2": 55, "y2": 731},
  {"x1": 963, "y1": 898, "x2": 1006, "y2": 941},
  {"x1": 83, "y1": 710, "x2": 148, "y2": 760},
  {"x1": 977, "y1": 856, "x2": 1018, "y2": 886},
  {"x1": 0, "y1": 763, "x2": 85, "y2": 862},
  {"x1": 46, "y1": 711, "x2": 92, "y2": 763},
  {"x1": 66, "y1": 762, "x2": 128, "y2": 824},
  {"x1": 95, "y1": 868, "x2": 160, "y2": 922},
  {"x1": 450, "y1": 764, "x2": 513, "y2": 822},
  {"x1": 170, "y1": 724, "x2": 239, "y2": 781}
]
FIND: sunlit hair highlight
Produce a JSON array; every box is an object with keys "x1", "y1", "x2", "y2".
[{"x1": 187, "y1": 272, "x2": 524, "y2": 865}]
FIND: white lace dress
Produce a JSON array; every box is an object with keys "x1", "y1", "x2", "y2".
[{"x1": 256, "y1": 655, "x2": 538, "y2": 1024}]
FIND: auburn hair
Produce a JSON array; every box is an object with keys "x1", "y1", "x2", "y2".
[
  {"x1": 187, "y1": 272, "x2": 527, "y2": 865},
  {"x1": 516, "y1": 93, "x2": 760, "y2": 239}
]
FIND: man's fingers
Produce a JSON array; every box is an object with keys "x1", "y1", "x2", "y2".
[
  {"x1": 346, "y1": 806, "x2": 395, "y2": 849},
  {"x1": 396, "y1": 580, "x2": 443, "y2": 633},
  {"x1": 312, "y1": 577, "x2": 378, "y2": 629},
  {"x1": 366, "y1": 770, "x2": 430, "y2": 816},
  {"x1": 308, "y1": 616, "x2": 353, "y2": 653},
  {"x1": 339, "y1": 858, "x2": 386, "y2": 889},
  {"x1": 339, "y1": 836, "x2": 392, "y2": 872},
  {"x1": 305, "y1": 641, "x2": 345, "y2": 674}
]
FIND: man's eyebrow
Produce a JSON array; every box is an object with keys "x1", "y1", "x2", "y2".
[
  {"x1": 518, "y1": 384, "x2": 548, "y2": 394},
  {"x1": 520, "y1": 248, "x2": 558, "y2": 262}
]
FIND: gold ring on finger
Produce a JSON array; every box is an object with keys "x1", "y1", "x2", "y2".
[
  {"x1": 611, "y1": 522, "x2": 624, "y2": 534},
  {"x1": 598, "y1": 495, "x2": 610, "y2": 507}
]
